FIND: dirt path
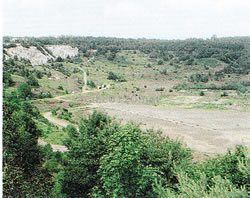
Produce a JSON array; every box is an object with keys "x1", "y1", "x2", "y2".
[
  {"x1": 54, "y1": 88, "x2": 106, "y2": 102},
  {"x1": 38, "y1": 112, "x2": 72, "y2": 152},
  {"x1": 43, "y1": 112, "x2": 72, "y2": 128},
  {"x1": 38, "y1": 139, "x2": 68, "y2": 152},
  {"x1": 38, "y1": 88, "x2": 106, "y2": 151},
  {"x1": 90, "y1": 103, "x2": 250, "y2": 154}
]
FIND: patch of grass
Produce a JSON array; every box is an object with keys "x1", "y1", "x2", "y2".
[
  {"x1": 192, "y1": 103, "x2": 227, "y2": 110},
  {"x1": 36, "y1": 119, "x2": 68, "y2": 145},
  {"x1": 196, "y1": 58, "x2": 221, "y2": 67}
]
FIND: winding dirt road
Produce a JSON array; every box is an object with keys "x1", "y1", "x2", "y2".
[{"x1": 38, "y1": 88, "x2": 106, "y2": 152}]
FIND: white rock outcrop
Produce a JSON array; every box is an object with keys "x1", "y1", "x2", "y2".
[
  {"x1": 5, "y1": 44, "x2": 79, "y2": 66},
  {"x1": 6, "y1": 45, "x2": 52, "y2": 65},
  {"x1": 46, "y1": 45, "x2": 78, "y2": 59}
]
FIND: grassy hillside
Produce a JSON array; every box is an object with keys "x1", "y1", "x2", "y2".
[
  {"x1": 3, "y1": 36, "x2": 250, "y2": 113},
  {"x1": 3, "y1": 36, "x2": 250, "y2": 197}
]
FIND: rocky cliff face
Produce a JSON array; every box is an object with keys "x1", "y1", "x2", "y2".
[
  {"x1": 46, "y1": 45, "x2": 78, "y2": 59},
  {"x1": 4, "y1": 44, "x2": 79, "y2": 66}
]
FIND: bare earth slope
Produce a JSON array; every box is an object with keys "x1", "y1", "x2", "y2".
[
  {"x1": 46, "y1": 45, "x2": 78, "y2": 59},
  {"x1": 90, "y1": 103, "x2": 250, "y2": 154},
  {"x1": 5, "y1": 44, "x2": 79, "y2": 65},
  {"x1": 6, "y1": 45, "x2": 52, "y2": 65}
]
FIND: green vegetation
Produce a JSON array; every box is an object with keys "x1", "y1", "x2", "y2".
[
  {"x1": 3, "y1": 36, "x2": 250, "y2": 197},
  {"x1": 3, "y1": 90, "x2": 249, "y2": 197},
  {"x1": 107, "y1": 71, "x2": 126, "y2": 82},
  {"x1": 59, "y1": 112, "x2": 248, "y2": 197},
  {"x1": 58, "y1": 108, "x2": 72, "y2": 121},
  {"x1": 3, "y1": 91, "x2": 53, "y2": 197},
  {"x1": 87, "y1": 80, "x2": 96, "y2": 88},
  {"x1": 3, "y1": 71, "x2": 14, "y2": 87}
]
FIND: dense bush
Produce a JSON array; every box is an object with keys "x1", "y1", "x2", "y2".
[
  {"x1": 155, "y1": 87, "x2": 165, "y2": 91},
  {"x1": 199, "y1": 145, "x2": 249, "y2": 187},
  {"x1": 3, "y1": 92, "x2": 53, "y2": 197},
  {"x1": 34, "y1": 70, "x2": 44, "y2": 79},
  {"x1": 56, "y1": 56, "x2": 64, "y2": 62},
  {"x1": 189, "y1": 73, "x2": 209, "y2": 83},
  {"x1": 27, "y1": 74, "x2": 39, "y2": 87},
  {"x1": 3, "y1": 71, "x2": 14, "y2": 87},
  {"x1": 61, "y1": 111, "x2": 114, "y2": 197},
  {"x1": 175, "y1": 82, "x2": 248, "y2": 93},
  {"x1": 58, "y1": 85, "x2": 64, "y2": 90},
  {"x1": 17, "y1": 83, "x2": 33, "y2": 99},
  {"x1": 35, "y1": 91, "x2": 53, "y2": 99},
  {"x1": 199, "y1": 91, "x2": 205, "y2": 96},
  {"x1": 107, "y1": 71, "x2": 126, "y2": 82},
  {"x1": 58, "y1": 108, "x2": 72, "y2": 121},
  {"x1": 57, "y1": 111, "x2": 249, "y2": 197},
  {"x1": 87, "y1": 80, "x2": 96, "y2": 88},
  {"x1": 157, "y1": 59, "x2": 164, "y2": 65},
  {"x1": 50, "y1": 63, "x2": 71, "y2": 77}
]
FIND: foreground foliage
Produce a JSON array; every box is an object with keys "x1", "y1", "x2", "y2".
[
  {"x1": 57, "y1": 112, "x2": 249, "y2": 197},
  {"x1": 3, "y1": 91, "x2": 249, "y2": 197},
  {"x1": 3, "y1": 92, "x2": 54, "y2": 197}
]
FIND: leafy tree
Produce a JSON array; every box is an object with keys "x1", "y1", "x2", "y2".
[
  {"x1": 98, "y1": 125, "x2": 160, "y2": 198},
  {"x1": 3, "y1": 92, "x2": 53, "y2": 197},
  {"x1": 35, "y1": 70, "x2": 44, "y2": 79},
  {"x1": 61, "y1": 111, "x2": 115, "y2": 197},
  {"x1": 107, "y1": 72, "x2": 126, "y2": 82},
  {"x1": 58, "y1": 85, "x2": 64, "y2": 90},
  {"x1": 17, "y1": 83, "x2": 32, "y2": 99},
  {"x1": 56, "y1": 56, "x2": 64, "y2": 62},
  {"x1": 27, "y1": 75, "x2": 39, "y2": 87},
  {"x1": 157, "y1": 59, "x2": 164, "y2": 65},
  {"x1": 199, "y1": 145, "x2": 249, "y2": 187},
  {"x1": 154, "y1": 173, "x2": 248, "y2": 197},
  {"x1": 3, "y1": 71, "x2": 14, "y2": 87},
  {"x1": 199, "y1": 91, "x2": 205, "y2": 96},
  {"x1": 87, "y1": 80, "x2": 96, "y2": 88}
]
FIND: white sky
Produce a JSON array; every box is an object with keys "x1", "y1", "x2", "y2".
[{"x1": 2, "y1": 0, "x2": 250, "y2": 39}]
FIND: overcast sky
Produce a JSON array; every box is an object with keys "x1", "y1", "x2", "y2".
[{"x1": 3, "y1": 0, "x2": 250, "y2": 39}]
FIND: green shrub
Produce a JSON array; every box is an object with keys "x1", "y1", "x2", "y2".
[
  {"x1": 107, "y1": 72, "x2": 126, "y2": 82},
  {"x1": 199, "y1": 145, "x2": 249, "y2": 187},
  {"x1": 36, "y1": 91, "x2": 52, "y2": 99},
  {"x1": 58, "y1": 85, "x2": 64, "y2": 90},
  {"x1": 154, "y1": 173, "x2": 248, "y2": 197},
  {"x1": 27, "y1": 75, "x2": 39, "y2": 87},
  {"x1": 157, "y1": 59, "x2": 164, "y2": 65},
  {"x1": 189, "y1": 73, "x2": 209, "y2": 83},
  {"x1": 3, "y1": 93, "x2": 53, "y2": 197},
  {"x1": 58, "y1": 108, "x2": 72, "y2": 121},
  {"x1": 87, "y1": 80, "x2": 96, "y2": 88},
  {"x1": 35, "y1": 70, "x2": 44, "y2": 79},
  {"x1": 56, "y1": 56, "x2": 64, "y2": 62},
  {"x1": 155, "y1": 87, "x2": 164, "y2": 91},
  {"x1": 51, "y1": 109, "x2": 57, "y2": 116},
  {"x1": 17, "y1": 83, "x2": 32, "y2": 99},
  {"x1": 199, "y1": 91, "x2": 205, "y2": 96},
  {"x1": 61, "y1": 112, "x2": 114, "y2": 197},
  {"x1": 3, "y1": 72, "x2": 14, "y2": 87},
  {"x1": 221, "y1": 91, "x2": 228, "y2": 97},
  {"x1": 160, "y1": 68, "x2": 167, "y2": 75}
]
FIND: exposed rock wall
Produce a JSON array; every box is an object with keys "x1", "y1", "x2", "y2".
[
  {"x1": 4, "y1": 44, "x2": 79, "y2": 66},
  {"x1": 46, "y1": 45, "x2": 79, "y2": 59},
  {"x1": 6, "y1": 45, "x2": 52, "y2": 65}
]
